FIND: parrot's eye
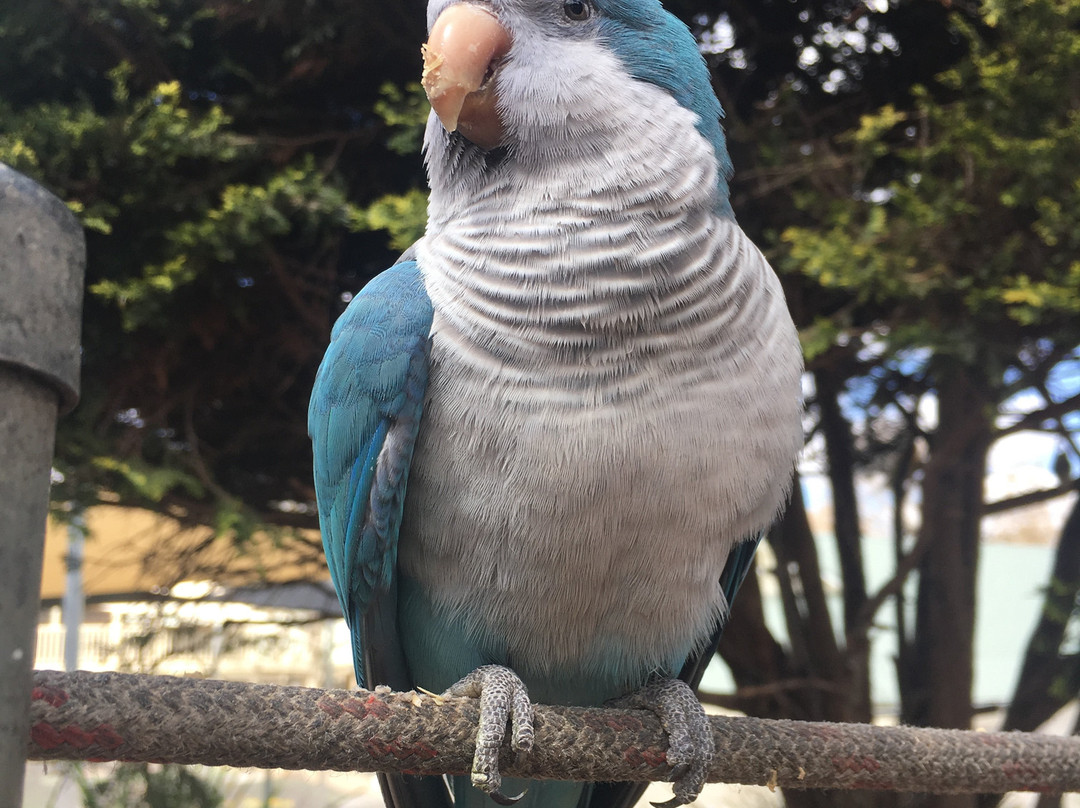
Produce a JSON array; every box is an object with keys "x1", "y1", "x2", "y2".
[{"x1": 563, "y1": 0, "x2": 590, "y2": 21}]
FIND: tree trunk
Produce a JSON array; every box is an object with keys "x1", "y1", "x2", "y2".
[
  {"x1": 717, "y1": 483, "x2": 895, "y2": 808},
  {"x1": 815, "y1": 368, "x2": 873, "y2": 722},
  {"x1": 977, "y1": 494, "x2": 1080, "y2": 808},
  {"x1": 814, "y1": 369, "x2": 868, "y2": 626},
  {"x1": 717, "y1": 556, "x2": 809, "y2": 718},
  {"x1": 769, "y1": 478, "x2": 850, "y2": 720},
  {"x1": 899, "y1": 363, "x2": 993, "y2": 808},
  {"x1": 1000, "y1": 494, "x2": 1080, "y2": 732}
]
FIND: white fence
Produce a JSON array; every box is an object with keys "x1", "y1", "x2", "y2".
[
  {"x1": 35, "y1": 623, "x2": 115, "y2": 671},
  {"x1": 34, "y1": 603, "x2": 355, "y2": 688}
]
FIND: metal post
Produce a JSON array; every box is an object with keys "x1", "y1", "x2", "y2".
[
  {"x1": 63, "y1": 513, "x2": 86, "y2": 671},
  {"x1": 0, "y1": 163, "x2": 84, "y2": 807}
]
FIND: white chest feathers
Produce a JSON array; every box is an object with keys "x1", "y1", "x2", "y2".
[{"x1": 401, "y1": 222, "x2": 802, "y2": 681}]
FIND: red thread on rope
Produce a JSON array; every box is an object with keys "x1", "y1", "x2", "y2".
[
  {"x1": 340, "y1": 694, "x2": 392, "y2": 720},
  {"x1": 88, "y1": 724, "x2": 124, "y2": 751},
  {"x1": 406, "y1": 741, "x2": 440, "y2": 761},
  {"x1": 624, "y1": 746, "x2": 668, "y2": 768},
  {"x1": 30, "y1": 720, "x2": 126, "y2": 753},
  {"x1": 398, "y1": 741, "x2": 446, "y2": 777},
  {"x1": 318, "y1": 698, "x2": 344, "y2": 718},
  {"x1": 30, "y1": 722, "x2": 65, "y2": 751},
  {"x1": 809, "y1": 724, "x2": 845, "y2": 741},
  {"x1": 60, "y1": 724, "x2": 96, "y2": 749},
  {"x1": 32, "y1": 684, "x2": 69, "y2": 708},
  {"x1": 364, "y1": 737, "x2": 440, "y2": 762}
]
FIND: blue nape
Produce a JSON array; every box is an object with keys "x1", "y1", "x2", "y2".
[{"x1": 596, "y1": 0, "x2": 733, "y2": 217}]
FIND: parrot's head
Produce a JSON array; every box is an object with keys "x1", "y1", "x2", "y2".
[{"x1": 420, "y1": 0, "x2": 733, "y2": 216}]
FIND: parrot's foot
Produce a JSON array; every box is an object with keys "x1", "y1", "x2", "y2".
[
  {"x1": 609, "y1": 678, "x2": 714, "y2": 807},
  {"x1": 444, "y1": 664, "x2": 535, "y2": 805}
]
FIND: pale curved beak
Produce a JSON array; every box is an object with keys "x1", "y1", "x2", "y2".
[{"x1": 421, "y1": 3, "x2": 512, "y2": 150}]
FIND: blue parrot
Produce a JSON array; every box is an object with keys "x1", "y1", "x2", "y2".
[{"x1": 308, "y1": 0, "x2": 804, "y2": 806}]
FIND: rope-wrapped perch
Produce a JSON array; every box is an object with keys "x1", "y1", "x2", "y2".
[{"x1": 26, "y1": 669, "x2": 1080, "y2": 794}]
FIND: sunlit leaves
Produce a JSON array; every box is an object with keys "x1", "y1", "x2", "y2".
[
  {"x1": 0, "y1": 63, "x2": 242, "y2": 241},
  {"x1": 373, "y1": 82, "x2": 430, "y2": 156},
  {"x1": 781, "y1": 0, "x2": 1080, "y2": 343},
  {"x1": 358, "y1": 188, "x2": 428, "y2": 253},
  {"x1": 91, "y1": 156, "x2": 364, "y2": 329},
  {"x1": 92, "y1": 456, "x2": 204, "y2": 502}
]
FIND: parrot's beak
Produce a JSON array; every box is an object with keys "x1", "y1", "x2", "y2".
[{"x1": 422, "y1": 3, "x2": 511, "y2": 150}]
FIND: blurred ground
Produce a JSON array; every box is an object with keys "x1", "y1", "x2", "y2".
[{"x1": 24, "y1": 764, "x2": 783, "y2": 808}]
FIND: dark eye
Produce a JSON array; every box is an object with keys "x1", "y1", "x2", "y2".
[{"x1": 563, "y1": 0, "x2": 590, "y2": 21}]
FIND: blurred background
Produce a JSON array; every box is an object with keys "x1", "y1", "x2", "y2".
[{"x1": 3, "y1": 0, "x2": 1079, "y2": 806}]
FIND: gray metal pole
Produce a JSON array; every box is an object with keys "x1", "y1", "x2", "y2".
[
  {"x1": 0, "y1": 164, "x2": 84, "y2": 807},
  {"x1": 63, "y1": 514, "x2": 86, "y2": 671}
]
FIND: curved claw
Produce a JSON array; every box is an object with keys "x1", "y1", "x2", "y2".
[
  {"x1": 651, "y1": 799, "x2": 685, "y2": 808},
  {"x1": 444, "y1": 665, "x2": 535, "y2": 803},
  {"x1": 490, "y1": 788, "x2": 527, "y2": 805}
]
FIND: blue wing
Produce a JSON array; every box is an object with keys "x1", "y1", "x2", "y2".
[
  {"x1": 308, "y1": 259, "x2": 433, "y2": 687},
  {"x1": 715, "y1": 533, "x2": 763, "y2": 631}
]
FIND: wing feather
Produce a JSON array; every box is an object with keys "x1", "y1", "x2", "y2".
[{"x1": 308, "y1": 260, "x2": 433, "y2": 686}]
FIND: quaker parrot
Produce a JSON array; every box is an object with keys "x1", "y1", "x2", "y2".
[{"x1": 308, "y1": 0, "x2": 804, "y2": 806}]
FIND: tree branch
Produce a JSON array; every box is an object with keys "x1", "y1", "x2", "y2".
[
  {"x1": 699, "y1": 678, "x2": 848, "y2": 710},
  {"x1": 849, "y1": 523, "x2": 936, "y2": 645},
  {"x1": 996, "y1": 392, "x2": 1080, "y2": 437},
  {"x1": 984, "y1": 478, "x2": 1080, "y2": 516},
  {"x1": 27, "y1": 670, "x2": 1080, "y2": 795}
]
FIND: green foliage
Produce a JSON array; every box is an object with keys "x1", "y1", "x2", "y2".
[
  {"x1": 764, "y1": 0, "x2": 1080, "y2": 737},
  {"x1": 799, "y1": 315, "x2": 848, "y2": 363},
  {"x1": 781, "y1": 0, "x2": 1080, "y2": 357},
  {"x1": 360, "y1": 188, "x2": 429, "y2": 252},
  {"x1": 0, "y1": 0, "x2": 428, "y2": 530},
  {"x1": 356, "y1": 83, "x2": 430, "y2": 252},
  {"x1": 2, "y1": 62, "x2": 366, "y2": 331},
  {"x1": 91, "y1": 456, "x2": 205, "y2": 501},
  {"x1": 90, "y1": 153, "x2": 363, "y2": 330},
  {"x1": 374, "y1": 82, "x2": 431, "y2": 156}
]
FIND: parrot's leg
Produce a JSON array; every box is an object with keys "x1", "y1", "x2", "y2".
[
  {"x1": 445, "y1": 664, "x2": 535, "y2": 805},
  {"x1": 607, "y1": 678, "x2": 714, "y2": 807}
]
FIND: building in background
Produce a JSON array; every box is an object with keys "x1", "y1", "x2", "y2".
[{"x1": 35, "y1": 505, "x2": 353, "y2": 687}]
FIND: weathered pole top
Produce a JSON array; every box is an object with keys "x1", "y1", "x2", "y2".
[{"x1": 0, "y1": 163, "x2": 85, "y2": 413}]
